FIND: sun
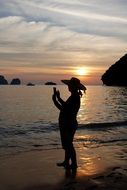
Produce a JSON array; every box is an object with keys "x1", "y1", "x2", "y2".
[{"x1": 76, "y1": 67, "x2": 88, "y2": 76}]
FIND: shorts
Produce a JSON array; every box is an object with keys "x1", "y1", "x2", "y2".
[{"x1": 59, "y1": 124, "x2": 77, "y2": 149}]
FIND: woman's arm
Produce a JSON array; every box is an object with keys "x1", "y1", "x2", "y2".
[
  {"x1": 56, "y1": 90, "x2": 65, "y2": 105},
  {"x1": 52, "y1": 88, "x2": 62, "y2": 110},
  {"x1": 52, "y1": 94, "x2": 62, "y2": 110}
]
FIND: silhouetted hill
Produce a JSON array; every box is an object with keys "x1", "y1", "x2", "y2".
[
  {"x1": 10, "y1": 78, "x2": 21, "y2": 85},
  {"x1": 101, "y1": 54, "x2": 127, "y2": 86},
  {"x1": 0, "y1": 75, "x2": 8, "y2": 85}
]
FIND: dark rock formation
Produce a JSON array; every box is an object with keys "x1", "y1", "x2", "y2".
[
  {"x1": 0, "y1": 75, "x2": 8, "y2": 85},
  {"x1": 101, "y1": 54, "x2": 127, "y2": 86},
  {"x1": 27, "y1": 82, "x2": 35, "y2": 86},
  {"x1": 45, "y1": 82, "x2": 56, "y2": 85},
  {"x1": 10, "y1": 78, "x2": 21, "y2": 85}
]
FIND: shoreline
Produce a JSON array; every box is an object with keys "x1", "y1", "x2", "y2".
[{"x1": 0, "y1": 148, "x2": 127, "y2": 190}]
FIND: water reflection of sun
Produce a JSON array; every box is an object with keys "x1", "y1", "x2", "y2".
[{"x1": 76, "y1": 135, "x2": 105, "y2": 176}]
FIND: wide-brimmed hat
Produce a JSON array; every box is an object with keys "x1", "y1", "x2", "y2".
[{"x1": 61, "y1": 77, "x2": 86, "y2": 91}]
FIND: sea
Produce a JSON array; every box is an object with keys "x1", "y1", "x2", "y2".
[{"x1": 0, "y1": 85, "x2": 127, "y2": 159}]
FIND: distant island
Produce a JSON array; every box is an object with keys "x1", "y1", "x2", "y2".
[
  {"x1": 0, "y1": 76, "x2": 21, "y2": 85},
  {"x1": 10, "y1": 78, "x2": 21, "y2": 85},
  {"x1": 0, "y1": 75, "x2": 57, "y2": 86},
  {"x1": 101, "y1": 53, "x2": 127, "y2": 86},
  {"x1": 45, "y1": 82, "x2": 57, "y2": 85},
  {"x1": 0, "y1": 75, "x2": 8, "y2": 85},
  {"x1": 27, "y1": 83, "x2": 35, "y2": 86}
]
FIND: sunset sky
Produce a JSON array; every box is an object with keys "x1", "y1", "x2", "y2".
[{"x1": 0, "y1": 0, "x2": 127, "y2": 85}]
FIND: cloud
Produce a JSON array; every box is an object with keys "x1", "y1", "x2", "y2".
[{"x1": 0, "y1": 0, "x2": 127, "y2": 39}]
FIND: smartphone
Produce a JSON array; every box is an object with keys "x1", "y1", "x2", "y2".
[{"x1": 53, "y1": 87, "x2": 56, "y2": 94}]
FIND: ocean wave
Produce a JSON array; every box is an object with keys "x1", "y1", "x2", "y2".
[
  {"x1": 0, "y1": 120, "x2": 127, "y2": 138},
  {"x1": 75, "y1": 136, "x2": 127, "y2": 145},
  {"x1": 0, "y1": 123, "x2": 58, "y2": 137},
  {"x1": 78, "y1": 120, "x2": 127, "y2": 130}
]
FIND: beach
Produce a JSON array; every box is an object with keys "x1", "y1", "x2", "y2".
[{"x1": 0, "y1": 147, "x2": 127, "y2": 190}]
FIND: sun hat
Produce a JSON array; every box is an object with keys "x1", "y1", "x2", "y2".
[{"x1": 61, "y1": 77, "x2": 86, "y2": 92}]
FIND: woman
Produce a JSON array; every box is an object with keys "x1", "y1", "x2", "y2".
[{"x1": 52, "y1": 77, "x2": 86, "y2": 169}]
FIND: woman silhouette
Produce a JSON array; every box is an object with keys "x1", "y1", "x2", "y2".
[{"x1": 52, "y1": 77, "x2": 86, "y2": 169}]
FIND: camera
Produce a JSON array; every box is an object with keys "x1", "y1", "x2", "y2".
[{"x1": 53, "y1": 87, "x2": 56, "y2": 94}]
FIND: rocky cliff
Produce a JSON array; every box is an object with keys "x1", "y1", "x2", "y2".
[{"x1": 101, "y1": 54, "x2": 127, "y2": 86}]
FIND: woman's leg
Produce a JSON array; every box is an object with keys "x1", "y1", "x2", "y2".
[
  {"x1": 57, "y1": 149, "x2": 70, "y2": 168},
  {"x1": 70, "y1": 144, "x2": 77, "y2": 168},
  {"x1": 64, "y1": 149, "x2": 70, "y2": 165},
  {"x1": 69, "y1": 129, "x2": 77, "y2": 168},
  {"x1": 57, "y1": 128, "x2": 70, "y2": 167},
  {"x1": 58, "y1": 127, "x2": 77, "y2": 168}
]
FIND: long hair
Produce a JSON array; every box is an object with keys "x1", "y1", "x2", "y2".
[{"x1": 78, "y1": 89, "x2": 86, "y2": 97}]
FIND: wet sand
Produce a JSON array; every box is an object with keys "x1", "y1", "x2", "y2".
[{"x1": 0, "y1": 148, "x2": 127, "y2": 190}]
